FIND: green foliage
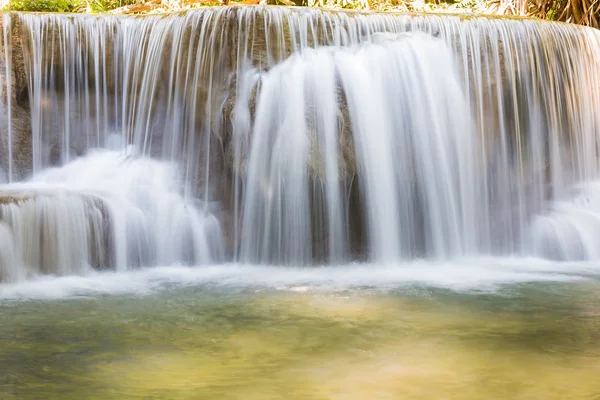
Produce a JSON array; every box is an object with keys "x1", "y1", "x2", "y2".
[
  {"x1": 3, "y1": 0, "x2": 600, "y2": 28},
  {"x1": 5, "y1": 0, "x2": 86, "y2": 12},
  {"x1": 87, "y1": 0, "x2": 137, "y2": 12},
  {"x1": 545, "y1": 7, "x2": 556, "y2": 19},
  {"x1": 4, "y1": 0, "x2": 137, "y2": 12}
]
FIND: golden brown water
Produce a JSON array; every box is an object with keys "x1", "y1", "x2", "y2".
[{"x1": 1, "y1": 280, "x2": 600, "y2": 399}]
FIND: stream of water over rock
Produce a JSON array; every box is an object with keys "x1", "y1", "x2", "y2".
[{"x1": 1, "y1": 7, "x2": 600, "y2": 280}]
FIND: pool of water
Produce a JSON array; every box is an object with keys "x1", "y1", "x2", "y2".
[{"x1": 1, "y1": 261, "x2": 600, "y2": 399}]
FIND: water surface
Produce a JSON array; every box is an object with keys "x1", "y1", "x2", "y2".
[{"x1": 1, "y1": 262, "x2": 600, "y2": 399}]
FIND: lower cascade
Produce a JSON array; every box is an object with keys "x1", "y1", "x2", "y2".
[
  {"x1": 1, "y1": 6, "x2": 600, "y2": 281},
  {"x1": 0, "y1": 148, "x2": 224, "y2": 282}
]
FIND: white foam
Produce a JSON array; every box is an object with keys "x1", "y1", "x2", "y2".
[
  {"x1": 0, "y1": 258, "x2": 596, "y2": 301},
  {"x1": 0, "y1": 149, "x2": 224, "y2": 282},
  {"x1": 530, "y1": 181, "x2": 600, "y2": 260}
]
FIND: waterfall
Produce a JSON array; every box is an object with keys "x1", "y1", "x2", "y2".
[
  {"x1": 0, "y1": 148, "x2": 224, "y2": 282},
  {"x1": 1, "y1": 6, "x2": 600, "y2": 281},
  {"x1": 238, "y1": 32, "x2": 479, "y2": 263}
]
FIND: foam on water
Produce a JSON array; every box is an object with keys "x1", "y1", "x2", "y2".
[{"x1": 0, "y1": 258, "x2": 597, "y2": 301}]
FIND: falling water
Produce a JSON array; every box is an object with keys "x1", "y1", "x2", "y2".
[
  {"x1": 1, "y1": 7, "x2": 600, "y2": 281},
  {"x1": 238, "y1": 32, "x2": 478, "y2": 263},
  {"x1": 0, "y1": 148, "x2": 224, "y2": 282}
]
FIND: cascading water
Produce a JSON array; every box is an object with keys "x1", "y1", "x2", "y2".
[
  {"x1": 1, "y1": 6, "x2": 600, "y2": 282},
  {"x1": 0, "y1": 148, "x2": 224, "y2": 282},
  {"x1": 238, "y1": 32, "x2": 479, "y2": 263}
]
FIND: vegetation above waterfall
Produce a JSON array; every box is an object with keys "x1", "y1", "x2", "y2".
[
  {"x1": 5, "y1": 0, "x2": 136, "y2": 12},
  {"x1": 2, "y1": 0, "x2": 599, "y2": 28}
]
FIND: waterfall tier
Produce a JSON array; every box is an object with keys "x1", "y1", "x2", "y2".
[
  {"x1": 1, "y1": 6, "x2": 600, "y2": 281},
  {"x1": 0, "y1": 148, "x2": 224, "y2": 282}
]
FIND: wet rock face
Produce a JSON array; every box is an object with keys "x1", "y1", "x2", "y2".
[
  {"x1": 0, "y1": 14, "x2": 27, "y2": 108},
  {"x1": 0, "y1": 91, "x2": 32, "y2": 182},
  {"x1": 0, "y1": 14, "x2": 32, "y2": 181}
]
